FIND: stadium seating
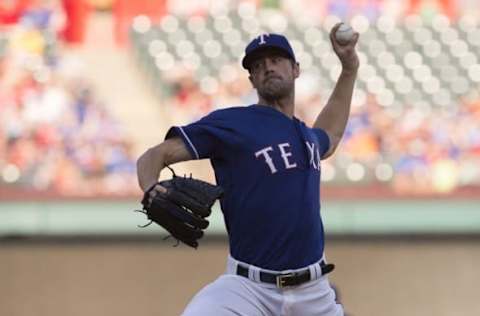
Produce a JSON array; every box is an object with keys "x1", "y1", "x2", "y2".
[
  {"x1": 130, "y1": 10, "x2": 480, "y2": 193},
  {"x1": 0, "y1": 9, "x2": 137, "y2": 196}
]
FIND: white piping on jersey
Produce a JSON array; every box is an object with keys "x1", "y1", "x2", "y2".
[{"x1": 179, "y1": 127, "x2": 200, "y2": 159}]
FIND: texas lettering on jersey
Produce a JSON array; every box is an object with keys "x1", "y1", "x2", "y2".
[{"x1": 255, "y1": 141, "x2": 321, "y2": 174}]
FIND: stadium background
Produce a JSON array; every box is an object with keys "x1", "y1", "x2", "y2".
[{"x1": 0, "y1": 0, "x2": 479, "y2": 315}]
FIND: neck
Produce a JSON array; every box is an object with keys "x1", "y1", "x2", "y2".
[{"x1": 258, "y1": 93, "x2": 295, "y2": 118}]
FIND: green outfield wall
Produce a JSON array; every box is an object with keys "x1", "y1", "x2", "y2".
[{"x1": 1, "y1": 199, "x2": 479, "y2": 237}]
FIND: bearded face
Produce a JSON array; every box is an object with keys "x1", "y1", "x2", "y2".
[{"x1": 248, "y1": 50, "x2": 299, "y2": 102}]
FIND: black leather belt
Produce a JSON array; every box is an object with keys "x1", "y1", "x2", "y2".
[{"x1": 236, "y1": 261, "x2": 335, "y2": 288}]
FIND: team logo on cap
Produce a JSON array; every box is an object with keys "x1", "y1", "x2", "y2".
[{"x1": 258, "y1": 33, "x2": 270, "y2": 45}]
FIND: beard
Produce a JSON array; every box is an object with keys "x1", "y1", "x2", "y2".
[{"x1": 257, "y1": 76, "x2": 294, "y2": 101}]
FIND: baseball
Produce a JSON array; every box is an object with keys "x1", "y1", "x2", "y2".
[{"x1": 335, "y1": 23, "x2": 354, "y2": 45}]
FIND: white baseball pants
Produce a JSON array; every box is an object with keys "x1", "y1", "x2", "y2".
[{"x1": 182, "y1": 255, "x2": 344, "y2": 316}]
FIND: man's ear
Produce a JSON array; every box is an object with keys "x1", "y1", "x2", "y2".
[
  {"x1": 248, "y1": 75, "x2": 256, "y2": 88},
  {"x1": 293, "y1": 62, "x2": 300, "y2": 78}
]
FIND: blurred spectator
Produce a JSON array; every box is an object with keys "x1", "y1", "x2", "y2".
[{"x1": 0, "y1": 3, "x2": 137, "y2": 196}]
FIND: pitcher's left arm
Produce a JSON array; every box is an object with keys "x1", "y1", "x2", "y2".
[{"x1": 314, "y1": 23, "x2": 360, "y2": 159}]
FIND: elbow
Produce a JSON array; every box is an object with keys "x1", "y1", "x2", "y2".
[{"x1": 322, "y1": 133, "x2": 342, "y2": 160}]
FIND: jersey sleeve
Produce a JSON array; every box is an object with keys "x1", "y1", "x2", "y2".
[
  {"x1": 164, "y1": 110, "x2": 230, "y2": 160},
  {"x1": 311, "y1": 128, "x2": 331, "y2": 158}
]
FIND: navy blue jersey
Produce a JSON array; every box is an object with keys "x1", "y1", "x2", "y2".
[{"x1": 165, "y1": 105, "x2": 330, "y2": 270}]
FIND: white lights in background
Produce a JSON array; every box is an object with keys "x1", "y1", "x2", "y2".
[
  {"x1": 449, "y1": 40, "x2": 468, "y2": 57},
  {"x1": 431, "y1": 14, "x2": 450, "y2": 32},
  {"x1": 320, "y1": 52, "x2": 338, "y2": 69},
  {"x1": 155, "y1": 52, "x2": 175, "y2": 71},
  {"x1": 237, "y1": 1, "x2": 256, "y2": 19},
  {"x1": 195, "y1": 29, "x2": 213, "y2": 44},
  {"x1": 176, "y1": 40, "x2": 194, "y2": 58},
  {"x1": 209, "y1": 1, "x2": 228, "y2": 17},
  {"x1": 265, "y1": 12, "x2": 288, "y2": 33},
  {"x1": 346, "y1": 163, "x2": 365, "y2": 182},
  {"x1": 321, "y1": 162, "x2": 336, "y2": 182},
  {"x1": 357, "y1": 51, "x2": 368, "y2": 66},
  {"x1": 352, "y1": 88, "x2": 367, "y2": 108},
  {"x1": 422, "y1": 40, "x2": 441, "y2": 58},
  {"x1": 312, "y1": 42, "x2": 331, "y2": 58},
  {"x1": 132, "y1": 15, "x2": 151, "y2": 33},
  {"x1": 290, "y1": 40, "x2": 305, "y2": 58},
  {"x1": 432, "y1": 89, "x2": 452, "y2": 107},
  {"x1": 467, "y1": 29, "x2": 480, "y2": 47},
  {"x1": 431, "y1": 53, "x2": 450, "y2": 69},
  {"x1": 241, "y1": 18, "x2": 260, "y2": 34},
  {"x1": 440, "y1": 27, "x2": 458, "y2": 44},
  {"x1": 451, "y1": 77, "x2": 469, "y2": 95},
  {"x1": 386, "y1": 64, "x2": 404, "y2": 83},
  {"x1": 377, "y1": 51, "x2": 396, "y2": 69},
  {"x1": 422, "y1": 77, "x2": 440, "y2": 94},
  {"x1": 168, "y1": 29, "x2": 186, "y2": 43},
  {"x1": 459, "y1": 53, "x2": 477, "y2": 69},
  {"x1": 148, "y1": 40, "x2": 166, "y2": 57},
  {"x1": 403, "y1": 51, "x2": 423, "y2": 69},
  {"x1": 375, "y1": 163, "x2": 394, "y2": 182},
  {"x1": 385, "y1": 29, "x2": 403, "y2": 46},
  {"x1": 358, "y1": 64, "x2": 376, "y2": 82},
  {"x1": 404, "y1": 14, "x2": 423, "y2": 31},
  {"x1": 329, "y1": 65, "x2": 342, "y2": 81},
  {"x1": 298, "y1": 52, "x2": 313, "y2": 70},
  {"x1": 367, "y1": 76, "x2": 385, "y2": 94},
  {"x1": 160, "y1": 15, "x2": 179, "y2": 33},
  {"x1": 413, "y1": 65, "x2": 431, "y2": 83},
  {"x1": 223, "y1": 29, "x2": 242, "y2": 47},
  {"x1": 214, "y1": 16, "x2": 232, "y2": 33},
  {"x1": 322, "y1": 15, "x2": 341, "y2": 32},
  {"x1": 368, "y1": 39, "x2": 386, "y2": 56},
  {"x1": 395, "y1": 77, "x2": 413, "y2": 94},
  {"x1": 458, "y1": 14, "x2": 478, "y2": 32},
  {"x1": 202, "y1": 40, "x2": 222, "y2": 58},
  {"x1": 376, "y1": 15, "x2": 396, "y2": 34},
  {"x1": 187, "y1": 16, "x2": 205, "y2": 33},
  {"x1": 351, "y1": 15, "x2": 370, "y2": 34},
  {"x1": 468, "y1": 64, "x2": 480, "y2": 82},
  {"x1": 413, "y1": 27, "x2": 432, "y2": 44},
  {"x1": 439, "y1": 65, "x2": 458, "y2": 82},
  {"x1": 304, "y1": 27, "x2": 324, "y2": 47},
  {"x1": 2, "y1": 164, "x2": 20, "y2": 183},
  {"x1": 376, "y1": 89, "x2": 395, "y2": 107},
  {"x1": 182, "y1": 53, "x2": 201, "y2": 71}
]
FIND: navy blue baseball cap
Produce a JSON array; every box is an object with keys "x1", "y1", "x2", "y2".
[{"x1": 242, "y1": 33, "x2": 296, "y2": 70}]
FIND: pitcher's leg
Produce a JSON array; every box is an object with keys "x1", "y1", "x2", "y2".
[
  {"x1": 289, "y1": 277, "x2": 344, "y2": 316},
  {"x1": 182, "y1": 275, "x2": 273, "y2": 316}
]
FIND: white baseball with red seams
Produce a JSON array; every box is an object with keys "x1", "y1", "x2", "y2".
[{"x1": 335, "y1": 23, "x2": 354, "y2": 45}]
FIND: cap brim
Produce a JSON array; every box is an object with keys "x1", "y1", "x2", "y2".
[{"x1": 242, "y1": 46, "x2": 294, "y2": 70}]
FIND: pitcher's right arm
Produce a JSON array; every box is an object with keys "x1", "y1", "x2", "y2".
[{"x1": 136, "y1": 137, "x2": 193, "y2": 192}]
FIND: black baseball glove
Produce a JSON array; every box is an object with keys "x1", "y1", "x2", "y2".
[{"x1": 136, "y1": 170, "x2": 223, "y2": 248}]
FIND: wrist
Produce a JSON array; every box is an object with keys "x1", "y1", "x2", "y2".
[{"x1": 340, "y1": 67, "x2": 358, "y2": 77}]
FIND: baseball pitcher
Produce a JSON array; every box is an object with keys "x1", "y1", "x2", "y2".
[{"x1": 136, "y1": 23, "x2": 359, "y2": 316}]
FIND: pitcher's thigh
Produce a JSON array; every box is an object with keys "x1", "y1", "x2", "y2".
[
  {"x1": 291, "y1": 277, "x2": 344, "y2": 316},
  {"x1": 182, "y1": 275, "x2": 270, "y2": 316}
]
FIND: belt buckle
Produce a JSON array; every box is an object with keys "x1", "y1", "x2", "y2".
[{"x1": 276, "y1": 272, "x2": 295, "y2": 288}]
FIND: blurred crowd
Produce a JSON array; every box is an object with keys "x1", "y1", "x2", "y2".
[
  {"x1": 1, "y1": 0, "x2": 479, "y2": 196},
  {"x1": 136, "y1": 0, "x2": 480, "y2": 195},
  {"x1": 0, "y1": 0, "x2": 137, "y2": 196},
  {"x1": 153, "y1": 60, "x2": 480, "y2": 194}
]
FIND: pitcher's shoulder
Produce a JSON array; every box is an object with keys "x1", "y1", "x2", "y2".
[{"x1": 207, "y1": 105, "x2": 256, "y2": 119}]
